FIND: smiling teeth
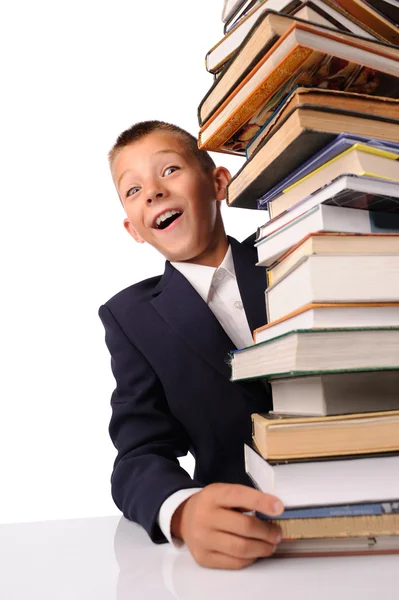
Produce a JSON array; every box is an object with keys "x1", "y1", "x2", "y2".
[{"x1": 156, "y1": 210, "x2": 180, "y2": 227}]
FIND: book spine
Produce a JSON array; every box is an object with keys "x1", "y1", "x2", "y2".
[
  {"x1": 257, "y1": 501, "x2": 399, "y2": 520},
  {"x1": 199, "y1": 45, "x2": 314, "y2": 151}
]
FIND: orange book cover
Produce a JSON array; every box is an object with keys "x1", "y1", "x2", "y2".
[{"x1": 198, "y1": 22, "x2": 399, "y2": 153}]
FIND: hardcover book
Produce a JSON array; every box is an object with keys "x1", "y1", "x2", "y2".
[
  {"x1": 253, "y1": 302, "x2": 399, "y2": 344},
  {"x1": 265, "y1": 254, "x2": 399, "y2": 322},
  {"x1": 251, "y1": 409, "x2": 399, "y2": 460},
  {"x1": 255, "y1": 204, "x2": 399, "y2": 267},
  {"x1": 244, "y1": 442, "x2": 399, "y2": 505},
  {"x1": 268, "y1": 370, "x2": 399, "y2": 415},
  {"x1": 230, "y1": 326, "x2": 399, "y2": 380}
]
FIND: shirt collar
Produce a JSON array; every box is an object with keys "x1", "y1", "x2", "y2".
[{"x1": 171, "y1": 245, "x2": 236, "y2": 304}]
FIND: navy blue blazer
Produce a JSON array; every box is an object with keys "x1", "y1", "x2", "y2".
[{"x1": 99, "y1": 235, "x2": 272, "y2": 543}]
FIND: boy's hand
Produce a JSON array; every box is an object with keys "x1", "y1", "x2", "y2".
[{"x1": 171, "y1": 483, "x2": 284, "y2": 570}]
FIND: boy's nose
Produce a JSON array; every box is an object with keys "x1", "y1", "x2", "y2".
[{"x1": 146, "y1": 191, "x2": 164, "y2": 204}]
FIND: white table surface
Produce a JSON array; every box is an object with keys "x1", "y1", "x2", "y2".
[{"x1": 0, "y1": 515, "x2": 398, "y2": 599}]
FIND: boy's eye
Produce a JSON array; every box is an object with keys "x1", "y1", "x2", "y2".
[
  {"x1": 163, "y1": 166, "x2": 179, "y2": 177},
  {"x1": 126, "y1": 186, "x2": 141, "y2": 197}
]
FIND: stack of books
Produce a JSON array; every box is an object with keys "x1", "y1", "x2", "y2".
[{"x1": 198, "y1": 0, "x2": 399, "y2": 557}]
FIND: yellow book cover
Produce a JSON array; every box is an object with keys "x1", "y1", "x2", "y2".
[{"x1": 334, "y1": 0, "x2": 399, "y2": 45}]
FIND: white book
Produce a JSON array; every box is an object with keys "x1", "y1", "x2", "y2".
[
  {"x1": 266, "y1": 254, "x2": 399, "y2": 322},
  {"x1": 255, "y1": 203, "x2": 399, "y2": 267},
  {"x1": 256, "y1": 174, "x2": 399, "y2": 242},
  {"x1": 254, "y1": 303, "x2": 399, "y2": 343},
  {"x1": 230, "y1": 327, "x2": 399, "y2": 380},
  {"x1": 244, "y1": 443, "x2": 399, "y2": 507},
  {"x1": 270, "y1": 371, "x2": 399, "y2": 416}
]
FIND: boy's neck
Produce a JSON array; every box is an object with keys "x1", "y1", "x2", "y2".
[{"x1": 182, "y1": 230, "x2": 229, "y2": 269}]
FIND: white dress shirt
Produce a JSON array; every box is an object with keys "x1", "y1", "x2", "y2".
[{"x1": 158, "y1": 245, "x2": 255, "y2": 546}]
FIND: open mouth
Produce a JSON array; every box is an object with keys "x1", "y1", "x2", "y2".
[{"x1": 155, "y1": 210, "x2": 183, "y2": 230}]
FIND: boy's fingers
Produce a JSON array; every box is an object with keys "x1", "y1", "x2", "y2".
[
  {"x1": 211, "y1": 483, "x2": 284, "y2": 516},
  {"x1": 215, "y1": 510, "x2": 282, "y2": 545},
  {"x1": 207, "y1": 531, "x2": 276, "y2": 560},
  {"x1": 197, "y1": 551, "x2": 254, "y2": 571}
]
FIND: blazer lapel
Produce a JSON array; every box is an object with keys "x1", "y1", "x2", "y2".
[
  {"x1": 150, "y1": 263, "x2": 235, "y2": 379},
  {"x1": 230, "y1": 236, "x2": 268, "y2": 332}
]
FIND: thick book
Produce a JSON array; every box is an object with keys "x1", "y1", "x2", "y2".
[
  {"x1": 251, "y1": 410, "x2": 399, "y2": 460},
  {"x1": 226, "y1": 108, "x2": 399, "y2": 209},
  {"x1": 230, "y1": 327, "x2": 399, "y2": 380},
  {"x1": 256, "y1": 174, "x2": 399, "y2": 242},
  {"x1": 265, "y1": 253, "x2": 399, "y2": 322},
  {"x1": 262, "y1": 146, "x2": 399, "y2": 218},
  {"x1": 253, "y1": 302, "x2": 399, "y2": 344},
  {"x1": 269, "y1": 370, "x2": 399, "y2": 415},
  {"x1": 266, "y1": 232, "x2": 399, "y2": 286},
  {"x1": 244, "y1": 442, "x2": 399, "y2": 506},
  {"x1": 255, "y1": 204, "x2": 399, "y2": 267},
  {"x1": 274, "y1": 534, "x2": 399, "y2": 557},
  {"x1": 247, "y1": 90, "x2": 399, "y2": 160},
  {"x1": 333, "y1": 0, "x2": 399, "y2": 43},
  {"x1": 206, "y1": 0, "x2": 380, "y2": 74},
  {"x1": 198, "y1": 21, "x2": 399, "y2": 154}
]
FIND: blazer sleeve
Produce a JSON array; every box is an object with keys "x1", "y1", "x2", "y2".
[{"x1": 99, "y1": 303, "x2": 203, "y2": 543}]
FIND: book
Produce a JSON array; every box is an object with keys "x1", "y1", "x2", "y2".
[
  {"x1": 256, "y1": 131, "x2": 399, "y2": 207},
  {"x1": 262, "y1": 500, "x2": 399, "y2": 519},
  {"x1": 333, "y1": 0, "x2": 399, "y2": 43},
  {"x1": 248, "y1": 89, "x2": 399, "y2": 161},
  {"x1": 244, "y1": 443, "x2": 399, "y2": 506},
  {"x1": 198, "y1": 22, "x2": 399, "y2": 153},
  {"x1": 262, "y1": 146, "x2": 399, "y2": 218},
  {"x1": 253, "y1": 302, "x2": 399, "y2": 344},
  {"x1": 266, "y1": 232, "x2": 399, "y2": 286},
  {"x1": 206, "y1": 0, "x2": 380, "y2": 73},
  {"x1": 268, "y1": 512, "x2": 399, "y2": 539},
  {"x1": 226, "y1": 108, "x2": 399, "y2": 209},
  {"x1": 274, "y1": 534, "x2": 399, "y2": 556},
  {"x1": 230, "y1": 327, "x2": 399, "y2": 380},
  {"x1": 268, "y1": 370, "x2": 399, "y2": 415},
  {"x1": 265, "y1": 254, "x2": 399, "y2": 322},
  {"x1": 255, "y1": 204, "x2": 399, "y2": 267},
  {"x1": 256, "y1": 175, "x2": 399, "y2": 242},
  {"x1": 251, "y1": 410, "x2": 399, "y2": 460}
]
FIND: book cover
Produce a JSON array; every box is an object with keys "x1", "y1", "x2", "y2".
[
  {"x1": 334, "y1": 0, "x2": 399, "y2": 43},
  {"x1": 258, "y1": 500, "x2": 399, "y2": 520}
]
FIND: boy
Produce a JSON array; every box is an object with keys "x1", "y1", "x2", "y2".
[{"x1": 99, "y1": 121, "x2": 284, "y2": 570}]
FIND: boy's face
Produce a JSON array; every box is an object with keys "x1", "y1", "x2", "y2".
[{"x1": 111, "y1": 131, "x2": 230, "y2": 263}]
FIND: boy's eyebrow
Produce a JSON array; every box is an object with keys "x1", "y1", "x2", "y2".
[{"x1": 117, "y1": 149, "x2": 186, "y2": 187}]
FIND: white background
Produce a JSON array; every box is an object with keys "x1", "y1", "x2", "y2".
[{"x1": 0, "y1": 0, "x2": 268, "y2": 524}]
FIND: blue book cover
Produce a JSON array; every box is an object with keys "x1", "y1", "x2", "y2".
[
  {"x1": 257, "y1": 501, "x2": 399, "y2": 520},
  {"x1": 257, "y1": 134, "x2": 399, "y2": 208}
]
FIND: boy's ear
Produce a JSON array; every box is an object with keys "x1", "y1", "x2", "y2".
[
  {"x1": 212, "y1": 166, "x2": 232, "y2": 201},
  {"x1": 123, "y1": 218, "x2": 145, "y2": 244}
]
